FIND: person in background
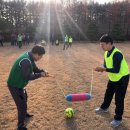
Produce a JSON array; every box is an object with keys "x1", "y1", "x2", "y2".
[
  {"x1": 17, "y1": 34, "x2": 23, "y2": 49},
  {"x1": 50, "y1": 33, "x2": 55, "y2": 45},
  {"x1": 25, "y1": 33, "x2": 30, "y2": 45},
  {"x1": 0, "y1": 33, "x2": 4, "y2": 46},
  {"x1": 63, "y1": 34, "x2": 69, "y2": 50},
  {"x1": 68, "y1": 36, "x2": 73, "y2": 48},
  {"x1": 22, "y1": 33, "x2": 25, "y2": 45}
]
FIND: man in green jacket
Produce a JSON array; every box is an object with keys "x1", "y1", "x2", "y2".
[
  {"x1": 7, "y1": 45, "x2": 48, "y2": 130},
  {"x1": 94, "y1": 34, "x2": 129, "y2": 128}
]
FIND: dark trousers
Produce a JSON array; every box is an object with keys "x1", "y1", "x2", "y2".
[
  {"x1": 69, "y1": 43, "x2": 72, "y2": 47},
  {"x1": 0, "y1": 40, "x2": 3, "y2": 46},
  {"x1": 101, "y1": 75, "x2": 129, "y2": 120},
  {"x1": 18, "y1": 41, "x2": 22, "y2": 48},
  {"x1": 63, "y1": 43, "x2": 69, "y2": 50},
  {"x1": 8, "y1": 86, "x2": 28, "y2": 128}
]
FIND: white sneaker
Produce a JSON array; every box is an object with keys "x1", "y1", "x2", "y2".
[
  {"x1": 110, "y1": 119, "x2": 122, "y2": 128},
  {"x1": 95, "y1": 107, "x2": 108, "y2": 113}
]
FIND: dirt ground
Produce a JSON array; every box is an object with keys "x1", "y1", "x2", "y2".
[{"x1": 0, "y1": 42, "x2": 130, "y2": 130}]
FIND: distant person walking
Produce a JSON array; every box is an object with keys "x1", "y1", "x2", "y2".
[
  {"x1": 50, "y1": 33, "x2": 55, "y2": 45},
  {"x1": 63, "y1": 35, "x2": 69, "y2": 50},
  {"x1": 11, "y1": 33, "x2": 17, "y2": 46},
  {"x1": 68, "y1": 36, "x2": 73, "y2": 48},
  {"x1": 17, "y1": 34, "x2": 23, "y2": 49},
  {"x1": 94, "y1": 34, "x2": 129, "y2": 128},
  {"x1": 0, "y1": 34, "x2": 4, "y2": 46},
  {"x1": 25, "y1": 34, "x2": 30, "y2": 45}
]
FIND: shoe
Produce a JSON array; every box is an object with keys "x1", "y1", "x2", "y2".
[
  {"x1": 17, "y1": 126, "x2": 27, "y2": 130},
  {"x1": 24, "y1": 113, "x2": 33, "y2": 125},
  {"x1": 95, "y1": 107, "x2": 108, "y2": 113},
  {"x1": 26, "y1": 113, "x2": 33, "y2": 118},
  {"x1": 110, "y1": 119, "x2": 122, "y2": 128}
]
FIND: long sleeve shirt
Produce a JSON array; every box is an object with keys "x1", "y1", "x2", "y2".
[{"x1": 20, "y1": 52, "x2": 44, "y2": 80}]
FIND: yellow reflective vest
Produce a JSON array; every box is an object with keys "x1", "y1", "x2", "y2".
[
  {"x1": 69, "y1": 37, "x2": 73, "y2": 43},
  {"x1": 104, "y1": 47, "x2": 129, "y2": 82}
]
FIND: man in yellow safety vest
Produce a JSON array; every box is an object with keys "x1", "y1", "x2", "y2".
[{"x1": 94, "y1": 34, "x2": 129, "y2": 128}]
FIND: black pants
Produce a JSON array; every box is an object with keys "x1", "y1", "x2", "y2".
[
  {"x1": 101, "y1": 75, "x2": 129, "y2": 120},
  {"x1": 0, "y1": 40, "x2": 3, "y2": 46},
  {"x1": 18, "y1": 41, "x2": 22, "y2": 48},
  {"x1": 8, "y1": 86, "x2": 28, "y2": 128}
]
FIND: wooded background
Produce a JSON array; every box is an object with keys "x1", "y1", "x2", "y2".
[{"x1": 0, "y1": 0, "x2": 130, "y2": 42}]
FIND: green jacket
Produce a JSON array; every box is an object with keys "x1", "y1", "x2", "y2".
[{"x1": 7, "y1": 52, "x2": 33, "y2": 88}]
